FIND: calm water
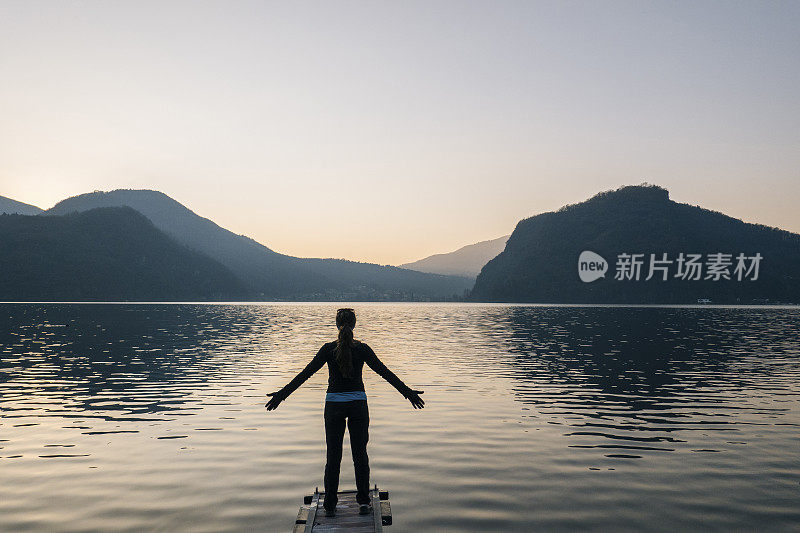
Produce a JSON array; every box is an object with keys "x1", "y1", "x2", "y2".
[{"x1": 1, "y1": 303, "x2": 799, "y2": 532}]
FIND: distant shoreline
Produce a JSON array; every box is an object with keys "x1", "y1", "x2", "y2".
[{"x1": 0, "y1": 301, "x2": 798, "y2": 309}]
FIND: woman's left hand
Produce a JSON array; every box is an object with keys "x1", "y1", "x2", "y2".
[{"x1": 265, "y1": 391, "x2": 287, "y2": 411}]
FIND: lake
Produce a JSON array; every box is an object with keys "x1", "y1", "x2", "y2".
[{"x1": 1, "y1": 303, "x2": 798, "y2": 532}]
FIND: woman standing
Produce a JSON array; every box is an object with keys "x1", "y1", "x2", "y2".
[{"x1": 265, "y1": 308, "x2": 425, "y2": 517}]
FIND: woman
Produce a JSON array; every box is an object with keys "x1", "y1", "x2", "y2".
[{"x1": 265, "y1": 308, "x2": 424, "y2": 517}]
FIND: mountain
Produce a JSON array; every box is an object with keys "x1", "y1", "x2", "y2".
[
  {"x1": 399, "y1": 235, "x2": 509, "y2": 278},
  {"x1": 46, "y1": 189, "x2": 318, "y2": 297},
  {"x1": 0, "y1": 195, "x2": 43, "y2": 215},
  {"x1": 0, "y1": 207, "x2": 248, "y2": 301},
  {"x1": 470, "y1": 184, "x2": 800, "y2": 304},
  {"x1": 47, "y1": 189, "x2": 472, "y2": 300}
]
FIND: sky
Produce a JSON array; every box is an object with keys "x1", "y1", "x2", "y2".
[{"x1": 1, "y1": 1, "x2": 798, "y2": 265}]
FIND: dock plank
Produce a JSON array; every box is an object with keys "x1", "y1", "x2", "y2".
[
  {"x1": 295, "y1": 487, "x2": 390, "y2": 532},
  {"x1": 380, "y1": 501, "x2": 392, "y2": 526},
  {"x1": 313, "y1": 491, "x2": 374, "y2": 532}
]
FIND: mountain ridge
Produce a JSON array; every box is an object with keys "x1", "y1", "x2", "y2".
[
  {"x1": 470, "y1": 184, "x2": 800, "y2": 304},
  {"x1": 0, "y1": 207, "x2": 247, "y2": 301},
  {"x1": 399, "y1": 235, "x2": 509, "y2": 278},
  {"x1": 0, "y1": 195, "x2": 43, "y2": 216},
  {"x1": 46, "y1": 189, "x2": 472, "y2": 300}
]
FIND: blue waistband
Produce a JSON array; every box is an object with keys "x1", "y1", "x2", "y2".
[{"x1": 325, "y1": 391, "x2": 367, "y2": 402}]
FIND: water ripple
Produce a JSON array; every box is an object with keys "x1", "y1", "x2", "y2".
[{"x1": 1, "y1": 303, "x2": 799, "y2": 532}]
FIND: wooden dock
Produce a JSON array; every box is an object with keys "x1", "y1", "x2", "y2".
[{"x1": 293, "y1": 485, "x2": 392, "y2": 532}]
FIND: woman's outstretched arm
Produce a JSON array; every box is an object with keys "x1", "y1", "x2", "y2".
[
  {"x1": 363, "y1": 344, "x2": 425, "y2": 409},
  {"x1": 265, "y1": 345, "x2": 327, "y2": 410}
]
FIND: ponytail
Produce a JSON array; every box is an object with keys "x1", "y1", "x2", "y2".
[{"x1": 335, "y1": 308, "x2": 357, "y2": 378}]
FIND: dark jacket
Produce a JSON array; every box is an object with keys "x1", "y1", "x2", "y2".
[{"x1": 279, "y1": 341, "x2": 412, "y2": 398}]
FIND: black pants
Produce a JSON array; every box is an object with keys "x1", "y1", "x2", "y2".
[{"x1": 323, "y1": 399, "x2": 370, "y2": 510}]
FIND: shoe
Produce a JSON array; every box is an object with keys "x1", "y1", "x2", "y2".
[
  {"x1": 324, "y1": 506, "x2": 336, "y2": 517},
  {"x1": 358, "y1": 503, "x2": 372, "y2": 515}
]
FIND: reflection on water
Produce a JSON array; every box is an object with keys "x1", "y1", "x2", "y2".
[
  {"x1": 1, "y1": 303, "x2": 799, "y2": 532},
  {"x1": 499, "y1": 307, "x2": 800, "y2": 458}
]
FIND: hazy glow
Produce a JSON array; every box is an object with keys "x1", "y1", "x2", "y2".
[{"x1": 1, "y1": 1, "x2": 798, "y2": 264}]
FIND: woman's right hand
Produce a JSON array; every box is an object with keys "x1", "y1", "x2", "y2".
[{"x1": 407, "y1": 390, "x2": 425, "y2": 409}]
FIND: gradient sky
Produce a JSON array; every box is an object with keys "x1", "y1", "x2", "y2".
[{"x1": 1, "y1": 1, "x2": 798, "y2": 265}]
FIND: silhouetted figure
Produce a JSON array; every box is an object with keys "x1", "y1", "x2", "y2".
[{"x1": 266, "y1": 308, "x2": 424, "y2": 517}]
